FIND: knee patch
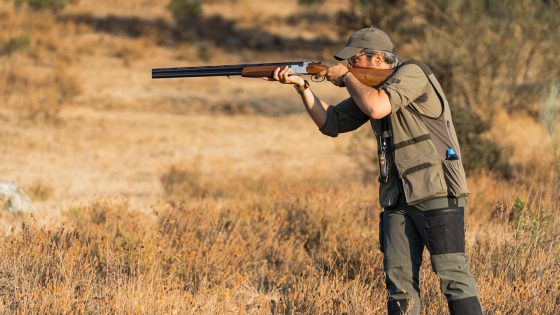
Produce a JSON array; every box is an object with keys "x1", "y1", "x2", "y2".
[
  {"x1": 448, "y1": 296, "x2": 483, "y2": 315},
  {"x1": 425, "y1": 207, "x2": 465, "y2": 255}
]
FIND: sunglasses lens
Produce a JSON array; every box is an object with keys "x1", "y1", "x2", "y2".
[{"x1": 349, "y1": 53, "x2": 365, "y2": 65}]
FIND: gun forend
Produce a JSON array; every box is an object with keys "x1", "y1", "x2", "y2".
[{"x1": 240, "y1": 62, "x2": 328, "y2": 78}]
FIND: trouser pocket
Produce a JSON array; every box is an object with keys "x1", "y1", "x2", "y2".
[
  {"x1": 425, "y1": 207, "x2": 465, "y2": 255},
  {"x1": 379, "y1": 211, "x2": 385, "y2": 253}
]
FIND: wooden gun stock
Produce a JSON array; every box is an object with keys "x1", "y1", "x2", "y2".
[{"x1": 348, "y1": 68, "x2": 394, "y2": 86}]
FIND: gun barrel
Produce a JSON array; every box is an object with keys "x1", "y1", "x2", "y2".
[
  {"x1": 152, "y1": 70, "x2": 244, "y2": 78},
  {"x1": 152, "y1": 61, "x2": 310, "y2": 79}
]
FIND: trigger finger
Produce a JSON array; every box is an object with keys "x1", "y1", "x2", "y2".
[
  {"x1": 282, "y1": 67, "x2": 292, "y2": 79},
  {"x1": 272, "y1": 67, "x2": 280, "y2": 81}
]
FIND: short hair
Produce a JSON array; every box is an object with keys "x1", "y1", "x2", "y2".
[{"x1": 362, "y1": 48, "x2": 398, "y2": 68}]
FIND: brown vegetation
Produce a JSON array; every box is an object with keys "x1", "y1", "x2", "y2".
[{"x1": 0, "y1": 0, "x2": 558, "y2": 314}]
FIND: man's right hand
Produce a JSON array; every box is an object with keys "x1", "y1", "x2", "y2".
[
  {"x1": 262, "y1": 66, "x2": 306, "y2": 87},
  {"x1": 326, "y1": 63, "x2": 349, "y2": 87}
]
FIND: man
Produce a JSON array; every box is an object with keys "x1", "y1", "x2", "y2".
[{"x1": 266, "y1": 27, "x2": 484, "y2": 315}]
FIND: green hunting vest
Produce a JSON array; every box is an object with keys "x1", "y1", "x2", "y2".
[{"x1": 371, "y1": 60, "x2": 470, "y2": 207}]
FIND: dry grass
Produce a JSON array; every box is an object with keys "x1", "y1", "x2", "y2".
[
  {"x1": 0, "y1": 0, "x2": 559, "y2": 314},
  {"x1": 0, "y1": 176, "x2": 557, "y2": 314}
]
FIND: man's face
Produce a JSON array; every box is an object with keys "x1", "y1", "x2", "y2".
[{"x1": 347, "y1": 51, "x2": 388, "y2": 70}]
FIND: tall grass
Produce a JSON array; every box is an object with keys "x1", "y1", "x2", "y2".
[{"x1": 0, "y1": 173, "x2": 558, "y2": 314}]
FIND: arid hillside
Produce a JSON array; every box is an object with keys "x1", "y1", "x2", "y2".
[{"x1": 0, "y1": 0, "x2": 558, "y2": 314}]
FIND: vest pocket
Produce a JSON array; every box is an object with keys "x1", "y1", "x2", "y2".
[
  {"x1": 395, "y1": 152, "x2": 447, "y2": 204},
  {"x1": 442, "y1": 159, "x2": 470, "y2": 197}
]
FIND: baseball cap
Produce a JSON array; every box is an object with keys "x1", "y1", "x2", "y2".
[{"x1": 334, "y1": 27, "x2": 396, "y2": 61}]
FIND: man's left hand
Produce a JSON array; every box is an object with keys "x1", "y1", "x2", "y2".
[{"x1": 326, "y1": 63, "x2": 349, "y2": 87}]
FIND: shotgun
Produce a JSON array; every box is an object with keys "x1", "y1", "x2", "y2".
[{"x1": 151, "y1": 61, "x2": 393, "y2": 86}]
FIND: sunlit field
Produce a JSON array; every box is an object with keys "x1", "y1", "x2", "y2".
[{"x1": 0, "y1": 0, "x2": 559, "y2": 313}]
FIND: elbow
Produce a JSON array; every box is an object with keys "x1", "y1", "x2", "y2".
[
  {"x1": 365, "y1": 102, "x2": 390, "y2": 119},
  {"x1": 370, "y1": 109, "x2": 387, "y2": 119},
  {"x1": 367, "y1": 93, "x2": 391, "y2": 119}
]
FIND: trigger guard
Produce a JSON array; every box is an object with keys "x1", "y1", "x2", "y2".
[{"x1": 311, "y1": 75, "x2": 325, "y2": 82}]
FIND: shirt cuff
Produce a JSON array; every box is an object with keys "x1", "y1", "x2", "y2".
[{"x1": 318, "y1": 106, "x2": 339, "y2": 137}]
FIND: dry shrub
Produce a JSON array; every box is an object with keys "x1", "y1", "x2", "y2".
[
  {"x1": 0, "y1": 173, "x2": 558, "y2": 313},
  {"x1": 540, "y1": 82, "x2": 560, "y2": 200},
  {"x1": 1, "y1": 35, "x2": 32, "y2": 55},
  {"x1": 26, "y1": 181, "x2": 54, "y2": 201},
  {"x1": 155, "y1": 176, "x2": 381, "y2": 313},
  {"x1": 0, "y1": 200, "x2": 156, "y2": 313},
  {"x1": 14, "y1": 0, "x2": 68, "y2": 11},
  {"x1": 0, "y1": 3, "x2": 83, "y2": 123},
  {"x1": 143, "y1": 94, "x2": 302, "y2": 117},
  {"x1": 24, "y1": 67, "x2": 81, "y2": 123},
  {"x1": 167, "y1": 0, "x2": 203, "y2": 25},
  {"x1": 0, "y1": 63, "x2": 82, "y2": 123},
  {"x1": 209, "y1": 100, "x2": 257, "y2": 115},
  {"x1": 111, "y1": 40, "x2": 145, "y2": 67},
  {"x1": 452, "y1": 106, "x2": 512, "y2": 177},
  {"x1": 473, "y1": 197, "x2": 558, "y2": 314},
  {"x1": 160, "y1": 163, "x2": 206, "y2": 197}
]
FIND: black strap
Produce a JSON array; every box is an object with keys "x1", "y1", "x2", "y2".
[
  {"x1": 378, "y1": 117, "x2": 392, "y2": 154},
  {"x1": 392, "y1": 134, "x2": 431, "y2": 150},
  {"x1": 398, "y1": 60, "x2": 445, "y2": 120},
  {"x1": 400, "y1": 60, "x2": 433, "y2": 75},
  {"x1": 381, "y1": 117, "x2": 392, "y2": 139}
]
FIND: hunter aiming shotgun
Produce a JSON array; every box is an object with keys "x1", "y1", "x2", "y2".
[{"x1": 151, "y1": 61, "x2": 394, "y2": 86}]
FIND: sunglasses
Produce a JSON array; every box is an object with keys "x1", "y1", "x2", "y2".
[{"x1": 347, "y1": 52, "x2": 371, "y2": 65}]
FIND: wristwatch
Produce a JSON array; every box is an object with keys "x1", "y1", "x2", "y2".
[{"x1": 294, "y1": 80, "x2": 310, "y2": 94}]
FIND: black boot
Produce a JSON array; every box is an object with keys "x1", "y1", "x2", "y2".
[{"x1": 448, "y1": 296, "x2": 483, "y2": 315}]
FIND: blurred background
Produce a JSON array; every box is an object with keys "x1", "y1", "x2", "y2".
[{"x1": 0, "y1": 0, "x2": 559, "y2": 313}]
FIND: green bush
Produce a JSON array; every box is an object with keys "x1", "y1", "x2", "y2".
[
  {"x1": 14, "y1": 0, "x2": 74, "y2": 11},
  {"x1": 452, "y1": 105, "x2": 512, "y2": 178},
  {"x1": 298, "y1": 0, "x2": 324, "y2": 5},
  {"x1": 160, "y1": 164, "x2": 205, "y2": 198},
  {"x1": 167, "y1": 0, "x2": 202, "y2": 26},
  {"x1": 2, "y1": 35, "x2": 31, "y2": 55}
]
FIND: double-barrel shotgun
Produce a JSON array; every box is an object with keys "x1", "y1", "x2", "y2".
[{"x1": 151, "y1": 61, "x2": 393, "y2": 86}]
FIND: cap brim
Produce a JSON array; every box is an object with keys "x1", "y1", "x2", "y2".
[{"x1": 333, "y1": 46, "x2": 362, "y2": 61}]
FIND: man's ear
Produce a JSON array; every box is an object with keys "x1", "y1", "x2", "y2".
[{"x1": 374, "y1": 52, "x2": 384, "y2": 67}]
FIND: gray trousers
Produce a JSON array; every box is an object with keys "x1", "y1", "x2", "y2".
[{"x1": 380, "y1": 203, "x2": 483, "y2": 315}]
